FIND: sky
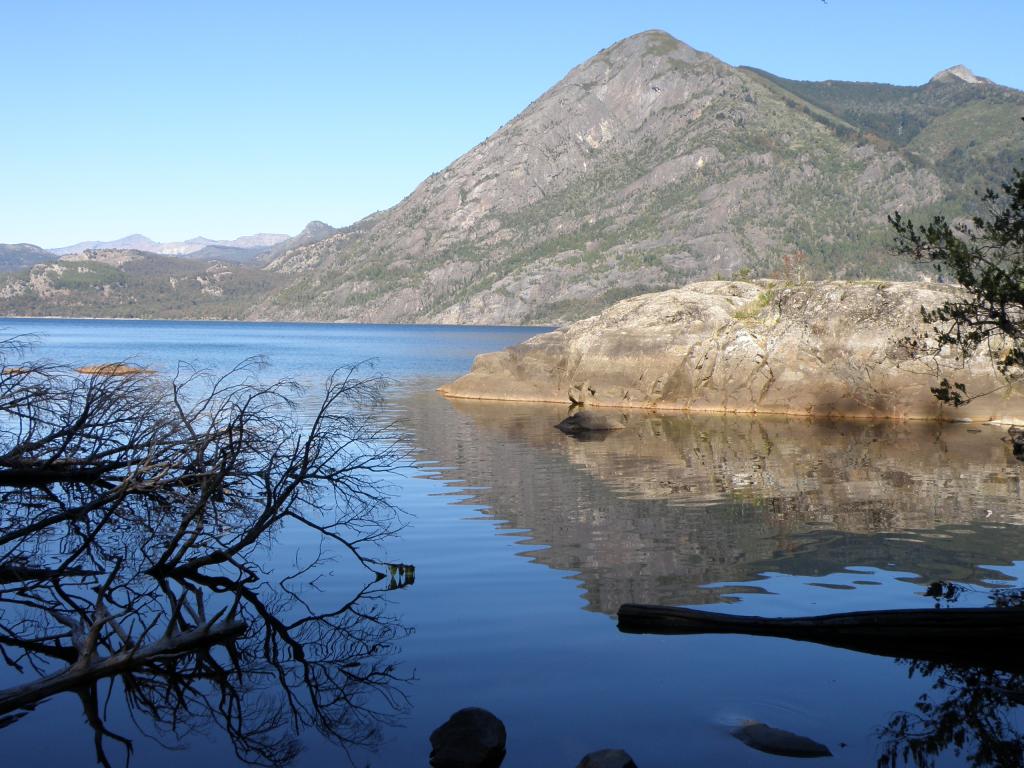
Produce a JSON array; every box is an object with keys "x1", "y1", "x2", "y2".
[{"x1": 2, "y1": 0, "x2": 1022, "y2": 248}]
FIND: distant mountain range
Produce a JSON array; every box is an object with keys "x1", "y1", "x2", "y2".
[
  {"x1": 0, "y1": 232, "x2": 299, "y2": 272},
  {"x1": 2, "y1": 30, "x2": 1022, "y2": 323},
  {"x1": 50, "y1": 232, "x2": 290, "y2": 258}
]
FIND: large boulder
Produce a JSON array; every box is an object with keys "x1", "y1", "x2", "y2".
[
  {"x1": 429, "y1": 707, "x2": 507, "y2": 768},
  {"x1": 440, "y1": 280, "x2": 1024, "y2": 423}
]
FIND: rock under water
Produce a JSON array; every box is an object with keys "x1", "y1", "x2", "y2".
[
  {"x1": 731, "y1": 721, "x2": 833, "y2": 758},
  {"x1": 576, "y1": 748, "x2": 639, "y2": 767},
  {"x1": 429, "y1": 707, "x2": 507, "y2": 768}
]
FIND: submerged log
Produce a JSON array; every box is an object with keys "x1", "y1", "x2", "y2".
[{"x1": 618, "y1": 603, "x2": 1024, "y2": 671}]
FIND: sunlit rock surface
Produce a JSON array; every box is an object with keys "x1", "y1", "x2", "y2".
[{"x1": 440, "y1": 280, "x2": 1024, "y2": 423}]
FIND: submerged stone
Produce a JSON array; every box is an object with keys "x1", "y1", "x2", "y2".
[
  {"x1": 429, "y1": 707, "x2": 507, "y2": 768},
  {"x1": 556, "y1": 410, "x2": 626, "y2": 434},
  {"x1": 732, "y1": 721, "x2": 833, "y2": 758},
  {"x1": 576, "y1": 748, "x2": 639, "y2": 767}
]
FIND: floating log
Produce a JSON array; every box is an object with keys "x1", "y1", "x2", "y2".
[{"x1": 618, "y1": 603, "x2": 1024, "y2": 671}]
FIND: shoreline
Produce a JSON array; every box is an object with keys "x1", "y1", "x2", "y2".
[
  {"x1": 437, "y1": 389, "x2": 1019, "y2": 426},
  {"x1": 0, "y1": 314, "x2": 555, "y2": 331}
]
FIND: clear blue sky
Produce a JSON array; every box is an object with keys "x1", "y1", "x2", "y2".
[{"x1": 2, "y1": 0, "x2": 1022, "y2": 248}]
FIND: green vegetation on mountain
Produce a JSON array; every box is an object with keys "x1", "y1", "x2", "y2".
[
  {"x1": 0, "y1": 250, "x2": 284, "y2": 319},
  {"x1": 743, "y1": 66, "x2": 1024, "y2": 195},
  {"x1": 4, "y1": 30, "x2": 1023, "y2": 324}
]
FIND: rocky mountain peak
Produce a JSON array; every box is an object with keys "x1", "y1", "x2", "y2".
[
  {"x1": 595, "y1": 29, "x2": 703, "y2": 62},
  {"x1": 559, "y1": 29, "x2": 710, "y2": 93},
  {"x1": 929, "y1": 64, "x2": 993, "y2": 85},
  {"x1": 347, "y1": 28, "x2": 731, "y2": 259},
  {"x1": 298, "y1": 220, "x2": 335, "y2": 238}
]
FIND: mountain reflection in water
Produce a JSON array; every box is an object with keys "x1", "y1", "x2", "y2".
[
  {"x1": 403, "y1": 392, "x2": 1024, "y2": 766},
  {"x1": 404, "y1": 393, "x2": 1024, "y2": 613}
]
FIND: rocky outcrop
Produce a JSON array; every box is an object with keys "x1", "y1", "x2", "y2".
[{"x1": 439, "y1": 280, "x2": 1024, "y2": 423}]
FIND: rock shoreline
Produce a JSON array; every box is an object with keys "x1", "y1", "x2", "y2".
[{"x1": 439, "y1": 280, "x2": 1024, "y2": 424}]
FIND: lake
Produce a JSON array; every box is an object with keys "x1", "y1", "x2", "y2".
[{"x1": 1, "y1": 318, "x2": 1023, "y2": 767}]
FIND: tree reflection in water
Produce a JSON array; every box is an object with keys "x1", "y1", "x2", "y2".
[
  {"x1": 879, "y1": 586, "x2": 1024, "y2": 768},
  {"x1": 0, "y1": 354, "x2": 412, "y2": 766}
]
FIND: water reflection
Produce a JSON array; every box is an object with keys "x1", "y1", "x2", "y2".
[
  {"x1": 873, "y1": 583, "x2": 1024, "y2": 767},
  {"x1": 407, "y1": 393, "x2": 1024, "y2": 612},
  {"x1": 0, "y1": 360, "x2": 412, "y2": 767},
  {"x1": 405, "y1": 392, "x2": 1024, "y2": 766},
  {"x1": 880, "y1": 655, "x2": 1024, "y2": 767},
  {"x1": 0, "y1": 566, "x2": 410, "y2": 766}
]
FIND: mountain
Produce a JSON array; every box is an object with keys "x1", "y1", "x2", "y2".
[
  {"x1": 5, "y1": 30, "x2": 1023, "y2": 323},
  {"x1": 51, "y1": 232, "x2": 289, "y2": 257},
  {"x1": 50, "y1": 234, "x2": 160, "y2": 256},
  {"x1": 742, "y1": 65, "x2": 1022, "y2": 188},
  {"x1": 930, "y1": 65, "x2": 993, "y2": 86},
  {"x1": 252, "y1": 30, "x2": 1023, "y2": 324},
  {"x1": 0, "y1": 249, "x2": 285, "y2": 319},
  {"x1": 0, "y1": 243, "x2": 57, "y2": 272},
  {"x1": 264, "y1": 220, "x2": 340, "y2": 264}
]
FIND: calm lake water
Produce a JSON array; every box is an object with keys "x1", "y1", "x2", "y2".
[{"x1": 2, "y1": 318, "x2": 1023, "y2": 767}]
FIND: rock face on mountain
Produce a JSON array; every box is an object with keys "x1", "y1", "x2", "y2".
[{"x1": 439, "y1": 280, "x2": 1024, "y2": 423}]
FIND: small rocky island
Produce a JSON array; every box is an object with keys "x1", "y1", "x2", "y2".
[{"x1": 440, "y1": 280, "x2": 1024, "y2": 423}]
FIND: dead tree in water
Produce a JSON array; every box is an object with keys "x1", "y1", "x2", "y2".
[{"x1": 0, "y1": 344, "x2": 412, "y2": 766}]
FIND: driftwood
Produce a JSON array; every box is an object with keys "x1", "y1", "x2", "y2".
[
  {"x1": 75, "y1": 363, "x2": 156, "y2": 376},
  {"x1": 618, "y1": 603, "x2": 1024, "y2": 671}
]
